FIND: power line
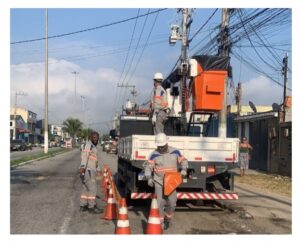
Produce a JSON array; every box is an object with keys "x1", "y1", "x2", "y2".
[
  {"x1": 123, "y1": 9, "x2": 160, "y2": 104},
  {"x1": 10, "y1": 8, "x2": 167, "y2": 45},
  {"x1": 189, "y1": 8, "x2": 218, "y2": 43},
  {"x1": 117, "y1": 9, "x2": 150, "y2": 109},
  {"x1": 112, "y1": 9, "x2": 140, "y2": 114},
  {"x1": 232, "y1": 49, "x2": 291, "y2": 91}
]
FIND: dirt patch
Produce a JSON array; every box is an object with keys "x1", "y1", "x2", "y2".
[{"x1": 235, "y1": 174, "x2": 291, "y2": 197}]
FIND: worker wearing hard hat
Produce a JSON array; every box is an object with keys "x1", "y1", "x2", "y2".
[
  {"x1": 150, "y1": 72, "x2": 168, "y2": 134},
  {"x1": 144, "y1": 133, "x2": 188, "y2": 230}
]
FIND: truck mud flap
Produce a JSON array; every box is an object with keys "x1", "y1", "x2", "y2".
[{"x1": 131, "y1": 192, "x2": 238, "y2": 200}]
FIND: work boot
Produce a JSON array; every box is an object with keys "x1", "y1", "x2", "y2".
[
  {"x1": 79, "y1": 205, "x2": 88, "y2": 212},
  {"x1": 163, "y1": 219, "x2": 170, "y2": 230},
  {"x1": 88, "y1": 206, "x2": 103, "y2": 214}
]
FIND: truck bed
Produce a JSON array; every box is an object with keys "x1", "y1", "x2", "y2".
[{"x1": 118, "y1": 135, "x2": 240, "y2": 163}]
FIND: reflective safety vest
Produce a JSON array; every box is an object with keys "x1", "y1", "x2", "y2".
[
  {"x1": 151, "y1": 85, "x2": 168, "y2": 111},
  {"x1": 145, "y1": 146, "x2": 188, "y2": 185},
  {"x1": 80, "y1": 141, "x2": 101, "y2": 171}
]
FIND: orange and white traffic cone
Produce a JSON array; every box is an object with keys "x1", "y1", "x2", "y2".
[
  {"x1": 115, "y1": 198, "x2": 131, "y2": 234},
  {"x1": 103, "y1": 187, "x2": 118, "y2": 220},
  {"x1": 102, "y1": 167, "x2": 108, "y2": 188},
  {"x1": 103, "y1": 182, "x2": 111, "y2": 202},
  {"x1": 146, "y1": 195, "x2": 162, "y2": 234}
]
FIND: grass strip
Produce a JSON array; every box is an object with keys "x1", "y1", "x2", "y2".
[
  {"x1": 11, "y1": 148, "x2": 72, "y2": 166},
  {"x1": 235, "y1": 173, "x2": 291, "y2": 197}
]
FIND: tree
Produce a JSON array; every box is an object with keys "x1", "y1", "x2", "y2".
[
  {"x1": 78, "y1": 128, "x2": 93, "y2": 141},
  {"x1": 62, "y1": 118, "x2": 82, "y2": 139}
]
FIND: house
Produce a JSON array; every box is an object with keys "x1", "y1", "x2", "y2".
[
  {"x1": 10, "y1": 107, "x2": 37, "y2": 143},
  {"x1": 10, "y1": 115, "x2": 28, "y2": 141},
  {"x1": 234, "y1": 99, "x2": 292, "y2": 177}
]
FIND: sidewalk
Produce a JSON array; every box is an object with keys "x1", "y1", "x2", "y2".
[{"x1": 230, "y1": 168, "x2": 291, "y2": 198}]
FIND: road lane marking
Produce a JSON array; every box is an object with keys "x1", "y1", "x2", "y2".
[{"x1": 59, "y1": 195, "x2": 74, "y2": 234}]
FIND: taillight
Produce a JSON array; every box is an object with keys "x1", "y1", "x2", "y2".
[{"x1": 207, "y1": 165, "x2": 216, "y2": 175}]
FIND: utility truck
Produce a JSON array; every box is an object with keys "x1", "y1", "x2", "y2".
[{"x1": 116, "y1": 55, "x2": 240, "y2": 201}]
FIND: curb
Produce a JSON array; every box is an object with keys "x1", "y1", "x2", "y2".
[{"x1": 11, "y1": 149, "x2": 75, "y2": 169}]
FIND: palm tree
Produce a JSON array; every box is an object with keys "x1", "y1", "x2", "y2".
[
  {"x1": 78, "y1": 128, "x2": 93, "y2": 141},
  {"x1": 62, "y1": 118, "x2": 83, "y2": 140}
]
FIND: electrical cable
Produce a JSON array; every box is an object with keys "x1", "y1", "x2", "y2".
[{"x1": 10, "y1": 8, "x2": 167, "y2": 45}]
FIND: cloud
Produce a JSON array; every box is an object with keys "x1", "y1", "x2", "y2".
[
  {"x1": 10, "y1": 58, "x2": 126, "y2": 131},
  {"x1": 240, "y1": 76, "x2": 284, "y2": 106}
]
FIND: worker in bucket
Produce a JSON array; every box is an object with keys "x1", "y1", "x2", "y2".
[
  {"x1": 239, "y1": 136, "x2": 253, "y2": 177},
  {"x1": 79, "y1": 131, "x2": 103, "y2": 214},
  {"x1": 144, "y1": 133, "x2": 188, "y2": 230},
  {"x1": 150, "y1": 72, "x2": 168, "y2": 134}
]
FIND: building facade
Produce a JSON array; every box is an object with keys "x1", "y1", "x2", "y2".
[{"x1": 10, "y1": 107, "x2": 37, "y2": 143}]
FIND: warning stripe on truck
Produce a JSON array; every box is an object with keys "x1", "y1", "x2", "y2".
[{"x1": 131, "y1": 192, "x2": 238, "y2": 200}]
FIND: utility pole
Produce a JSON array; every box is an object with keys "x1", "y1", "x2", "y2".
[
  {"x1": 44, "y1": 8, "x2": 49, "y2": 154},
  {"x1": 13, "y1": 91, "x2": 27, "y2": 140},
  {"x1": 169, "y1": 8, "x2": 192, "y2": 132},
  {"x1": 80, "y1": 95, "x2": 86, "y2": 129},
  {"x1": 282, "y1": 53, "x2": 288, "y2": 122},
  {"x1": 117, "y1": 83, "x2": 137, "y2": 104},
  {"x1": 71, "y1": 71, "x2": 79, "y2": 117},
  {"x1": 179, "y1": 8, "x2": 191, "y2": 132},
  {"x1": 235, "y1": 82, "x2": 242, "y2": 116},
  {"x1": 218, "y1": 8, "x2": 230, "y2": 138}
]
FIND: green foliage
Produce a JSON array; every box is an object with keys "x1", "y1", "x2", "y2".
[
  {"x1": 62, "y1": 118, "x2": 83, "y2": 138},
  {"x1": 78, "y1": 128, "x2": 93, "y2": 140}
]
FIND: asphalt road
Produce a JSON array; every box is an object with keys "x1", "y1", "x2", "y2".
[{"x1": 10, "y1": 147, "x2": 292, "y2": 234}]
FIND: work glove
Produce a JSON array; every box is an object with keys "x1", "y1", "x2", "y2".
[
  {"x1": 147, "y1": 178, "x2": 155, "y2": 187},
  {"x1": 79, "y1": 167, "x2": 86, "y2": 175},
  {"x1": 152, "y1": 113, "x2": 157, "y2": 125},
  {"x1": 79, "y1": 168, "x2": 86, "y2": 181},
  {"x1": 180, "y1": 170, "x2": 187, "y2": 176}
]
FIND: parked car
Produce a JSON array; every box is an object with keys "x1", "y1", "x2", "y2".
[
  {"x1": 10, "y1": 139, "x2": 27, "y2": 151},
  {"x1": 40, "y1": 142, "x2": 53, "y2": 148},
  {"x1": 25, "y1": 143, "x2": 33, "y2": 150},
  {"x1": 59, "y1": 141, "x2": 66, "y2": 148},
  {"x1": 108, "y1": 140, "x2": 117, "y2": 154}
]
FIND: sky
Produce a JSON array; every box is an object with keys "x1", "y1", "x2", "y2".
[
  {"x1": 10, "y1": 7, "x2": 292, "y2": 133},
  {"x1": 2, "y1": 1, "x2": 300, "y2": 242}
]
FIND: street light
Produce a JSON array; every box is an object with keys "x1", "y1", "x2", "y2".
[
  {"x1": 80, "y1": 95, "x2": 86, "y2": 128},
  {"x1": 71, "y1": 71, "x2": 79, "y2": 117},
  {"x1": 13, "y1": 91, "x2": 28, "y2": 140}
]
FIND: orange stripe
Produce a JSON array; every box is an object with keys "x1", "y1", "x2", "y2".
[
  {"x1": 154, "y1": 95, "x2": 163, "y2": 99},
  {"x1": 154, "y1": 167, "x2": 177, "y2": 173},
  {"x1": 89, "y1": 155, "x2": 97, "y2": 160},
  {"x1": 82, "y1": 149, "x2": 91, "y2": 152}
]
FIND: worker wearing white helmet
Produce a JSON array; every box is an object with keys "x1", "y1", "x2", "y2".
[
  {"x1": 144, "y1": 133, "x2": 188, "y2": 230},
  {"x1": 150, "y1": 72, "x2": 168, "y2": 134}
]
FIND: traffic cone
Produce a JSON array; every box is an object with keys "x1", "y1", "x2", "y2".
[
  {"x1": 102, "y1": 183, "x2": 110, "y2": 202},
  {"x1": 102, "y1": 168, "x2": 108, "y2": 188},
  {"x1": 103, "y1": 187, "x2": 118, "y2": 220},
  {"x1": 146, "y1": 195, "x2": 162, "y2": 234},
  {"x1": 115, "y1": 198, "x2": 131, "y2": 234}
]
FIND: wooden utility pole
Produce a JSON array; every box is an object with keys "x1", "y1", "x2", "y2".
[
  {"x1": 235, "y1": 82, "x2": 242, "y2": 116},
  {"x1": 282, "y1": 53, "x2": 288, "y2": 122}
]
